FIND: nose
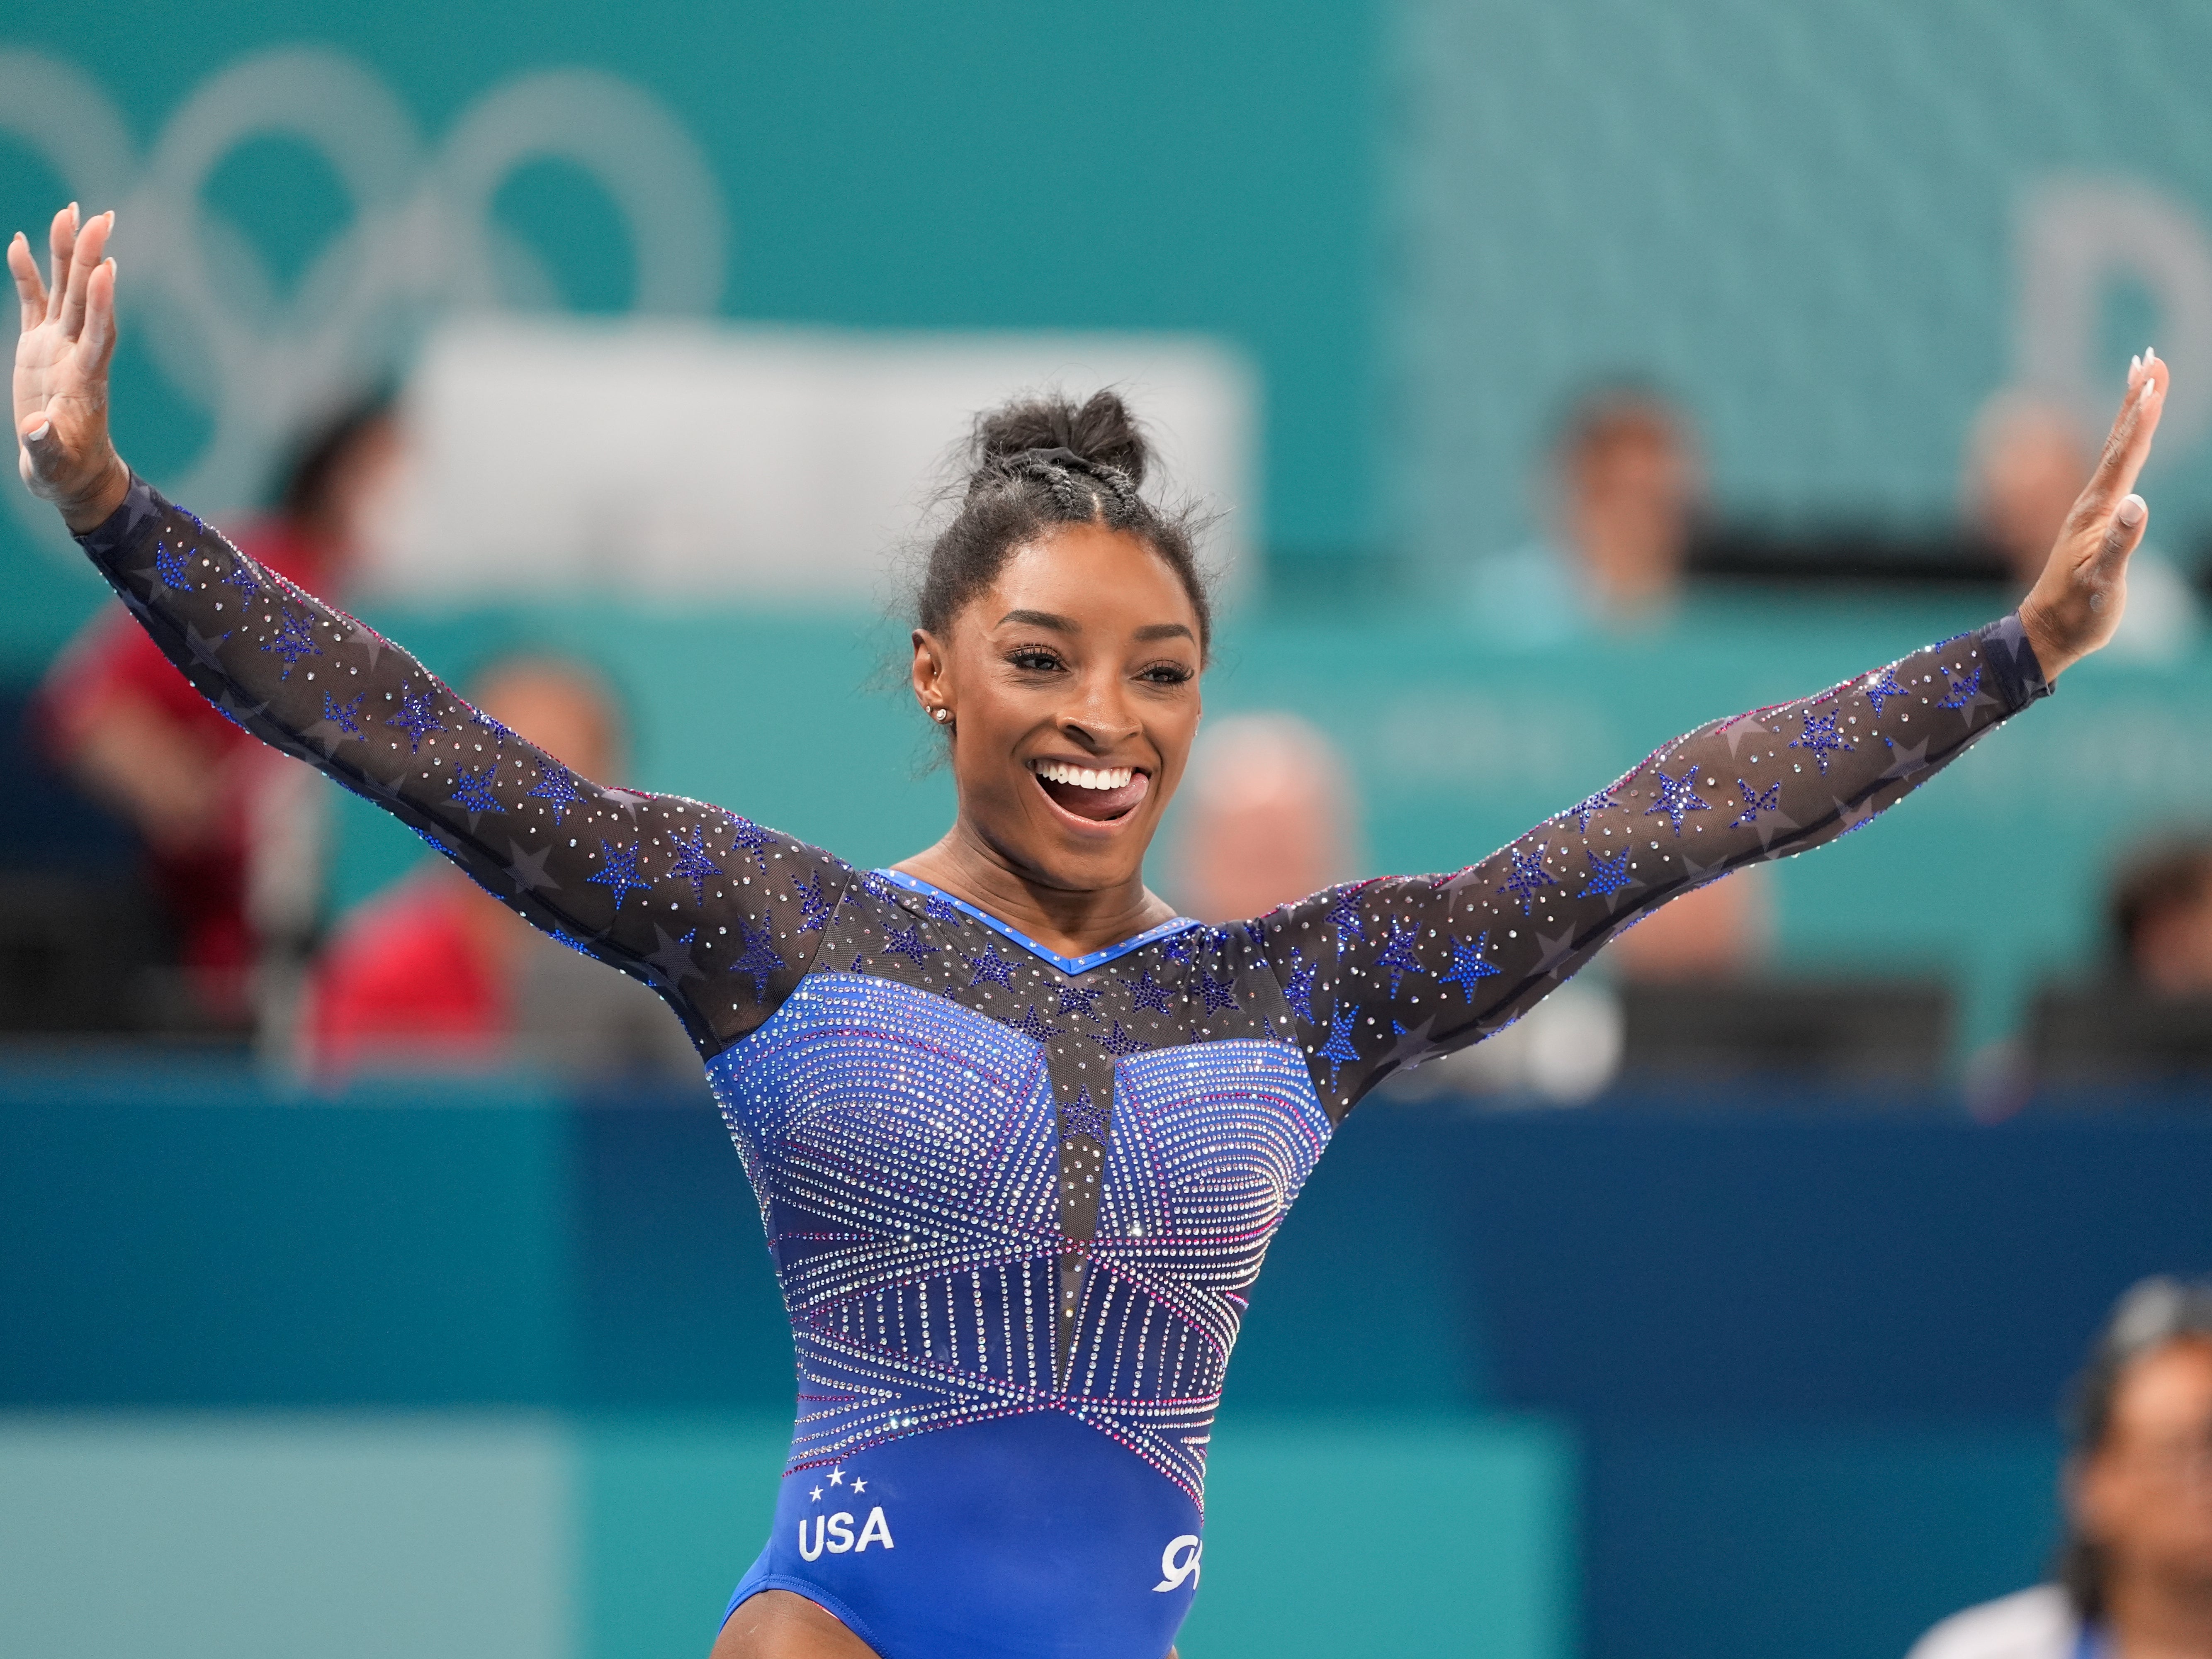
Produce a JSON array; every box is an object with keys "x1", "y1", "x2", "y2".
[{"x1": 1057, "y1": 665, "x2": 1141, "y2": 752}]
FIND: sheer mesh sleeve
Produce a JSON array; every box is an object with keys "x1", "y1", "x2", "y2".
[
  {"x1": 1256, "y1": 617, "x2": 2053, "y2": 1117},
  {"x1": 73, "y1": 477, "x2": 848, "y2": 1058}
]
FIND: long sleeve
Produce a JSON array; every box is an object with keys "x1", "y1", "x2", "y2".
[
  {"x1": 73, "y1": 477, "x2": 849, "y2": 1058},
  {"x1": 1256, "y1": 616, "x2": 2053, "y2": 1117}
]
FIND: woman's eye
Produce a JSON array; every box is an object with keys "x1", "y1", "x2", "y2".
[
  {"x1": 1139, "y1": 663, "x2": 1194, "y2": 685},
  {"x1": 1009, "y1": 649, "x2": 1064, "y2": 672}
]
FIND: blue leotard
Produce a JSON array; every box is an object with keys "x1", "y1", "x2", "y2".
[{"x1": 75, "y1": 479, "x2": 2050, "y2": 1658}]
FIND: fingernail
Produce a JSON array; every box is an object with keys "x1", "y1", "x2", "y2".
[
  {"x1": 2119, "y1": 494, "x2": 2146, "y2": 526},
  {"x1": 27, "y1": 422, "x2": 49, "y2": 443},
  {"x1": 2132, "y1": 353, "x2": 2143, "y2": 375},
  {"x1": 2146, "y1": 346, "x2": 2159, "y2": 364}
]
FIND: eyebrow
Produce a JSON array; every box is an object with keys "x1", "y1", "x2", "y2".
[{"x1": 995, "y1": 610, "x2": 1196, "y2": 646}]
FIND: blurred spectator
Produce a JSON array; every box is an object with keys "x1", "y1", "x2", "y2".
[
  {"x1": 2024, "y1": 836, "x2": 2212, "y2": 1088},
  {"x1": 1469, "y1": 383, "x2": 1705, "y2": 645},
  {"x1": 1906, "y1": 1277, "x2": 2212, "y2": 1659},
  {"x1": 2112, "y1": 839, "x2": 2212, "y2": 998},
  {"x1": 1171, "y1": 712, "x2": 1358, "y2": 922},
  {"x1": 1963, "y1": 389, "x2": 2198, "y2": 662},
  {"x1": 33, "y1": 395, "x2": 402, "y2": 1031},
  {"x1": 304, "y1": 652, "x2": 696, "y2": 1083}
]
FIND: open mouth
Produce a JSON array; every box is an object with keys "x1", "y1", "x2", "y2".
[{"x1": 1029, "y1": 758, "x2": 1151, "y2": 824}]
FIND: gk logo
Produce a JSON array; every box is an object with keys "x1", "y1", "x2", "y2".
[{"x1": 1152, "y1": 1533, "x2": 1201, "y2": 1592}]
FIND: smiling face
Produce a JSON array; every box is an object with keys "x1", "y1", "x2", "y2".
[{"x1": 910, "y1": 520, "x2": 1205, "y2": 896}]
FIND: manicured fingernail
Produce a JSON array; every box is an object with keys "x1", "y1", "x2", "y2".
[
  {"x1": 2119, "y1": 494, "x2": 2146, "y2": 526},
  {"x1": 2132, "y1": 354, "x2": 2142, "y2": 375},
  {"x1": 27, "y1": 423, "x2": 49, "y2": 443},
  {"x1": 2146, "y1": 346, "x2": 2159, "y2": 364}
]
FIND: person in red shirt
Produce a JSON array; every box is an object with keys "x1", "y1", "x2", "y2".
[{"x1": 34, "y1": 397, "x2": 401, "y2": 1029}]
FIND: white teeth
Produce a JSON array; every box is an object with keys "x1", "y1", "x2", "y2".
[{"x1": 1035, "y1": 760, "x2": 1134, "y2": 791}]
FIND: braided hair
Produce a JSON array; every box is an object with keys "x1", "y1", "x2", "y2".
[{"x1": 915, "y1": 389, "x2": 1213, "y2": 662}]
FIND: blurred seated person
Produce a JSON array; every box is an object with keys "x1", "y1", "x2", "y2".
[
  {"x1": 2027, "y1": 837, "x2": 2212, "y2": 1083},
  {"x1": 304, "y1": 653, "x2": 696, "y2": 1082},
  {"x1": 1906, "y1": 1276, "x2": 2212, "y2": 1659},
  {"x1": 34, "y1": 395, "x2": 401, "y2": 1028},
  {"x1": 1964, "y1": 389, "x2": 2199, "y2": 662},
  {"x1": 1170, "y1": 711, "x2": 1357, "y2": 922},
  {"x1": 1468, "y1": 382, "x2": 1705, "y2": 646}
]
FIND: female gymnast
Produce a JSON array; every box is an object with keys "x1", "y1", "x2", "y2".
[{"x1": 12, "y1": 203, "x2": 2170, "y2": 1659}]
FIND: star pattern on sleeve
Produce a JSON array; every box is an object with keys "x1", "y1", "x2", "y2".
[
  {"x1": 1787, "y1": 709, "x2": 1852, "y2": 774},
  {"x1": 527, "y1": 760, "x2": 583, "y2": 825},
  {"x1": 1317, "y1": 1004, "x2": 1361, "y2": 1086},
  {"x1": 881, "y1": 918, "x2": 936, "y2": 961},
  {"x1": 1498, "y1": 844, "x2": 1559, "y2": 911},
  {"x1": 1863, "y1": 666, "x2": 1907, "y2": 714},
  {"x1": 1561, "y1": 783, "x2": 1619, "y2": 832},
  {"x1": 1439, "y1": 931, "x2": 1500, "y2": 1000},
  {"x1": 1643, "y1": 768, "x2": 1711, "y2": 832},
  {"x1": 261, "y1": 603, "x2": 322, "y2": 678},
  {"x1": 1375, "y1": 919, "x2": 1426, "y2": 993},
  {"x1": 729, "y1": 917, "x2": 785, "y2": 995},
  {"x1": 666, "y1": 822, "x2": 724, "y2": 904},
  {"x1": 1281, "y1": 951, "x2": 1318, "y2": 1022},
  {"x1": 795, "y1": 869, "x2": 834, "y2": 934},
  {"x1": 1325, "y1": 885, "x2": 1371, "y2": 945},
  {"x1": 384, "y1": 683, "x2": 447, "y2": 753},
  {"x1": 449, "y1": 761, "x2": 505, "y2": 821},
  {"x1": 584, "y1": 839, "x2": 652, "y2": 911},
  {"x1": 724, "y1": 814, "x2": 776, "y2": 874},
  {"x1": 1574, "y1": 847, "x2": 1638, "y2": 904}
]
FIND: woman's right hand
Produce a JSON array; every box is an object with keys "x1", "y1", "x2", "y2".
[{"x1": 11, "y1": 203, "x2": 130, "y2": 533}]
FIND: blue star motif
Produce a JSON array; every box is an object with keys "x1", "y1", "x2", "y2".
[
  {"x1": 1011, "y1": 1003, "x2": 1060, "y2": 1044},
  {"x1": 1376, "y1": 919, "x2": 1425, "y2": 994},
  {"x1": 449, "y1": 761, "x2": 504, "y2": 818},
  {"x1": 1643, "y1": 769, "x2": 1712, "y2": 834},
  {"x1": 725, "y1": 815, "x2": 776, "y2": 873},
  {"x1": 1562, "y1": 784, "x2": 1619, "y2": 833},
  {"x1": 1788, "y1": 710, "x2": 1853, "y2": 775},
  {"x1": 882, "y1": 919, "x2": 936, "y2": 961},
  {"x1": 795, "y1": 869, "x2": 834, "y2": 934},
  {"x1": 1498, "y1": 844, "x2": 1558, "y2": 912},
  {"x1": 1055, "y1": 982, "x2": 1102, "y2": 1019},
  {"x1": 263, "y1": 604, "x2": 322, "y2": 679},
  {"x1": 969, "y1": 943, "x2": 1019, "y2": 988},
  {"x1": 384, "y1": 684, "x2": 447, "y2": 753},
  {"x1": 1162, "y1": 932, "x2": 1198, "y2": 963},
  {"x1": 1325, "y1": 887, "x2": 1370, "y2": 946},
  {"x1": 730, "y1": 917, "x2": 785, "y2": 995},
  {"x1": 1439, "y1": 932, "x2": 1500, "y2": 1001},
  {"x1": 1938, "y1": 665, "x2": 1983, "y2": 711},
  {"x1": 1198, "y1": 971, "x2": 1240, "y2": 1014},
  {"x1": 1061, "y1": 1087, "x2": 1109, "y2": 1141},
  {"x1": 527, "y1": 761, "x2": 583, "y2": 825},
  {"x1": 584, "y1": 839, "x2": 653, "y2": 911},
  {"x1": 221, "y1": 561, "x2": 259, "y2": 608},
  {"x1": 323, "y1": 691, "x2": 365, "y2": 737},
  {"x1": 666, "y1": 823, "x2": 723, "y2": 904},
  {"x1": 1864, "y1": 666, "x2": 1908, "y2": 715},
  {"x1": 1099, "y1": 1021, "x2": 1148, "y2": 1057},
  {"x1": 153, "y1": 541, "x2": 192, "y2": 591},
  {"x1": 1318, "y1": 1005, "x2": 1361, "y2": 1087},
  {"x1": 924, "y1": 893, "x2": 958, "y2": 922},
  {"x1": 1729, "y1": 779, "x2": 1782, "y2": 828},
  {"x1": 1282, "y1": 952, "x2": 1318, "y2": 1022},
  {"x1": 1130, "y1": 969, "x2": 1176, "y2": 1014},
  {"x1": 1576, "y1": 847, "x2": 1636, "y2": 900}
]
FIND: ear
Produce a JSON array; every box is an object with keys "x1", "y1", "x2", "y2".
[{"x1": 910, "y1": 628, "x2": 948, "y2": 714}]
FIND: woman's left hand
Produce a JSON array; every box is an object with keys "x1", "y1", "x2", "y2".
[{"x1": 2019, "y1": 350, "x2": 2169, "y2": 679}]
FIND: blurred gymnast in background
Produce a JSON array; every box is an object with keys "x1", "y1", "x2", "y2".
[{"x1": 12, "y1": 202, "x2": 2173, "y2": 1658}]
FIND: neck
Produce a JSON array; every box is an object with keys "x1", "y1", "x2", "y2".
[
  {"x1": 893, "y1": 822, "x2": 1174, "y2": 959},
  {"x1": 2106, "y1": 1564, "x2": 2212, "y2": 1659}
]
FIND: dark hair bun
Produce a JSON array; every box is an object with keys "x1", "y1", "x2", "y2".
[{"x1": 972, "y1": 389, "x2": 1151, "y2": 489}]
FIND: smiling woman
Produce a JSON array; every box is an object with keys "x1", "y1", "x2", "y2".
[{"x1": 10, "y1": 202, "x2": 2172, "y2": 1659}]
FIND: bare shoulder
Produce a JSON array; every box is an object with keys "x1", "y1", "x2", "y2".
[{"x1": 1905, "y1": 1586, "x2": 2077, "y2": 1659}]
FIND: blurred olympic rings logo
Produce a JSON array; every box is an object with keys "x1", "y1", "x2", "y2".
[{"x1": 0, "y1": 47, "x2": 726, "y2": 553}]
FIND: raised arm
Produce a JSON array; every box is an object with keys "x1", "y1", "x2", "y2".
[
  {"x1": 1261, "y1": 353, "x2": 2171, "y2": 1117},
  {"x1": 14, "y1": 206, "x2": 845, "y2": 1056}
]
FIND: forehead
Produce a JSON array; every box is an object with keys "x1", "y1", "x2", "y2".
[
  {"x1": 2111, "y1": 1339, "x2": 2212, "y2": 1437},
  {"x1": 978, "y1": 523, "x2": 1200, "y2": 635}
]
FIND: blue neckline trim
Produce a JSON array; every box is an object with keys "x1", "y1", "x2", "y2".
[{"x1": 872, "y1": 869, "x2": 1202, "y2": 975}]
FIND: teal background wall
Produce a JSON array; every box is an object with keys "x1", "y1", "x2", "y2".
[{"x1": 1394, "y1": 0, "x2": 2212, "y2": 567}]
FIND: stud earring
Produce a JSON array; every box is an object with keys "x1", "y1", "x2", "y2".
[{"x1": 931, "y1": 707, "x2": 953, "y2": 725}]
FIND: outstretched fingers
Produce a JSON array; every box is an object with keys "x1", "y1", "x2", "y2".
[
  {"x1": 44, "y1": 204, "x2": 76, "y2": 326},
  {"x1": 80, "y1": 256, "x2": 119, "y2": 375},
  {"x1": 8, "y1": 232, "x2": 46, "y2": 332},
  {"x1": 56, "y1": 211, "x2": 111, "y2": 340},
  {"x1": 2077, "y1": 349, "x2": 2166, "y2": 525}
]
